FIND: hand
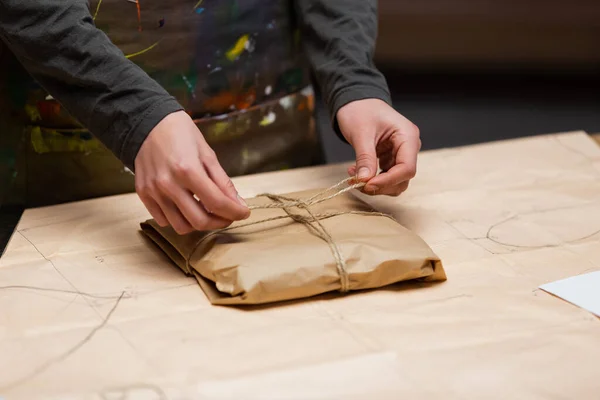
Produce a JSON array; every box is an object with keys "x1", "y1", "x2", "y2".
[
  {"x1": 337, "y1": 99, "x2": 421, "y2": 196},
  {"x1": 134, "y1": 111, "x2": 250, "y2": 235}
]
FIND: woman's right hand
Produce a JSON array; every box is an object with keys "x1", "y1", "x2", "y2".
[{"x1": 134, "y1": 111, "x2": 250, "y2": 235}]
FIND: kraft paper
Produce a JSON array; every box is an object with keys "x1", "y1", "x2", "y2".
[{"x1": 141, "y1": 187, "x2": 445, "y2": 305}]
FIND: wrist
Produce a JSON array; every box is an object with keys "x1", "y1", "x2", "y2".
[
  {"x1": 331, "y1": 86, "x2": 392, "y2": 141},
  {"x1": 127, "y1": 99, "x2": 184, "y2": 172}
]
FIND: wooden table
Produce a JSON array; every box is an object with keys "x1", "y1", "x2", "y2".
[{"x1": 1, "y1": 130, "x2": 600, "y2": 399}]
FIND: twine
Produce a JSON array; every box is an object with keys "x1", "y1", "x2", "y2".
[{"x1": 187, "y1": 177, "x2": 392, "y2": 293}]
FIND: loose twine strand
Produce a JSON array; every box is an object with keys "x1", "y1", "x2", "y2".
[{"x1": 187, "y1": 177, "x2": 393, "y2": 292}]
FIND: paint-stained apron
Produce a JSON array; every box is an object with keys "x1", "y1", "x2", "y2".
[{"x1": 0, "y1": 0, "x2": 323, "y2": 207}]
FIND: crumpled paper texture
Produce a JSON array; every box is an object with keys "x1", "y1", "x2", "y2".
[{"x1": 141, "y1": 187, "x2": 446, "y2": 305}]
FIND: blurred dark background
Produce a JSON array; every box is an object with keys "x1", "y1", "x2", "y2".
[{"x1": 317, "y1": 0, "x2": 600, "y2": 162}]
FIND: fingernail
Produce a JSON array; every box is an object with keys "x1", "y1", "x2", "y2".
[
  {"x1": 237, "y1": 195, "x2": 251, "y2": 219},
  {"x1": 237, "y1": 194, "x2": 248, "y2": 207},
  {"x1": 357, "y1": 167, "x2": 370, "y2": 180}
]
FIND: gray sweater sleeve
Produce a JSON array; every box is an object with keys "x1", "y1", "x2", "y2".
[
  {"x1": 294, "y1": 0, "x2": 393, "y2": 138},
  {"x1": 0, "y1": 0, "x2": 183, "y2": 170}
]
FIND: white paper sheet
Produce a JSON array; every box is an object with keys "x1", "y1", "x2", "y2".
[{"x1": 540, "y1": 270, "x2": 600, "y2": 317}]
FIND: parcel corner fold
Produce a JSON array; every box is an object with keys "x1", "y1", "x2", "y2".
[{"x1": 140, "y1": 186, "x2": 446, "y2": 305}]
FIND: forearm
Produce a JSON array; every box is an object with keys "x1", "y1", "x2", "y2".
[
  {"x1": 295, "y1": 0, "x2": 392, "y2": 127},
  {"x1": 0, "y1": 0, "x2": 182, "y2": 169}
]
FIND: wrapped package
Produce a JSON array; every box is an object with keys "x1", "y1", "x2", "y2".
[{"x1": 140, "y1": 180, "x2": 446, "y2": 305}]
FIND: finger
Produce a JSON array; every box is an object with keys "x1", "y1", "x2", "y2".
[
  {"x1": 203, "y1": 151, "x2": 247, "y2": 206},
  {"x1": 135, "y1": 173, "x2": 169, "y2": 227},
  {"x1": 156, "y1": 172, "x2": 233, "y2": 231},
  {"x1": 350, "y1": 134, "x2": 378, "y2": 182},
  {"x1": 378, "y1": 180, "x2": 409, "y2": 197},
  {"x1": 366, "y1": 136, "x2": 420, "y2": 193},
  {"x1": 172, "y1": 188, "x2": 233, "y2": 231},
  {"x1": 364, "y1": 162, "x2": 414, "y2": 195},
  {"x1": 348, "y1": 164, "x2": 375, "y2": 193},
  {"x1": 154, "y1": 194, "x2": 194, "y2": 235},
  {"x1": 139, "y1": 193, "x2": 169, "y2": 227},
  {"x1": 175, "y1": 159, "x2": 250, "y2": 221}
]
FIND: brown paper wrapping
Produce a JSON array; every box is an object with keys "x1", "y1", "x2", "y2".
[{"x1": 140, "y1": 187, "x2": 446, "y2": 305}]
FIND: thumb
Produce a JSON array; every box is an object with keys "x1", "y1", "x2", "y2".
[{"x1": 352, "y1": 136, "x2": 378, "y2": 182}]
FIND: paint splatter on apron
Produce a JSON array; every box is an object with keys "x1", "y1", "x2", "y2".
[{"x1": 0, "y1": 0, "x2": 323, "y2": 207}]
